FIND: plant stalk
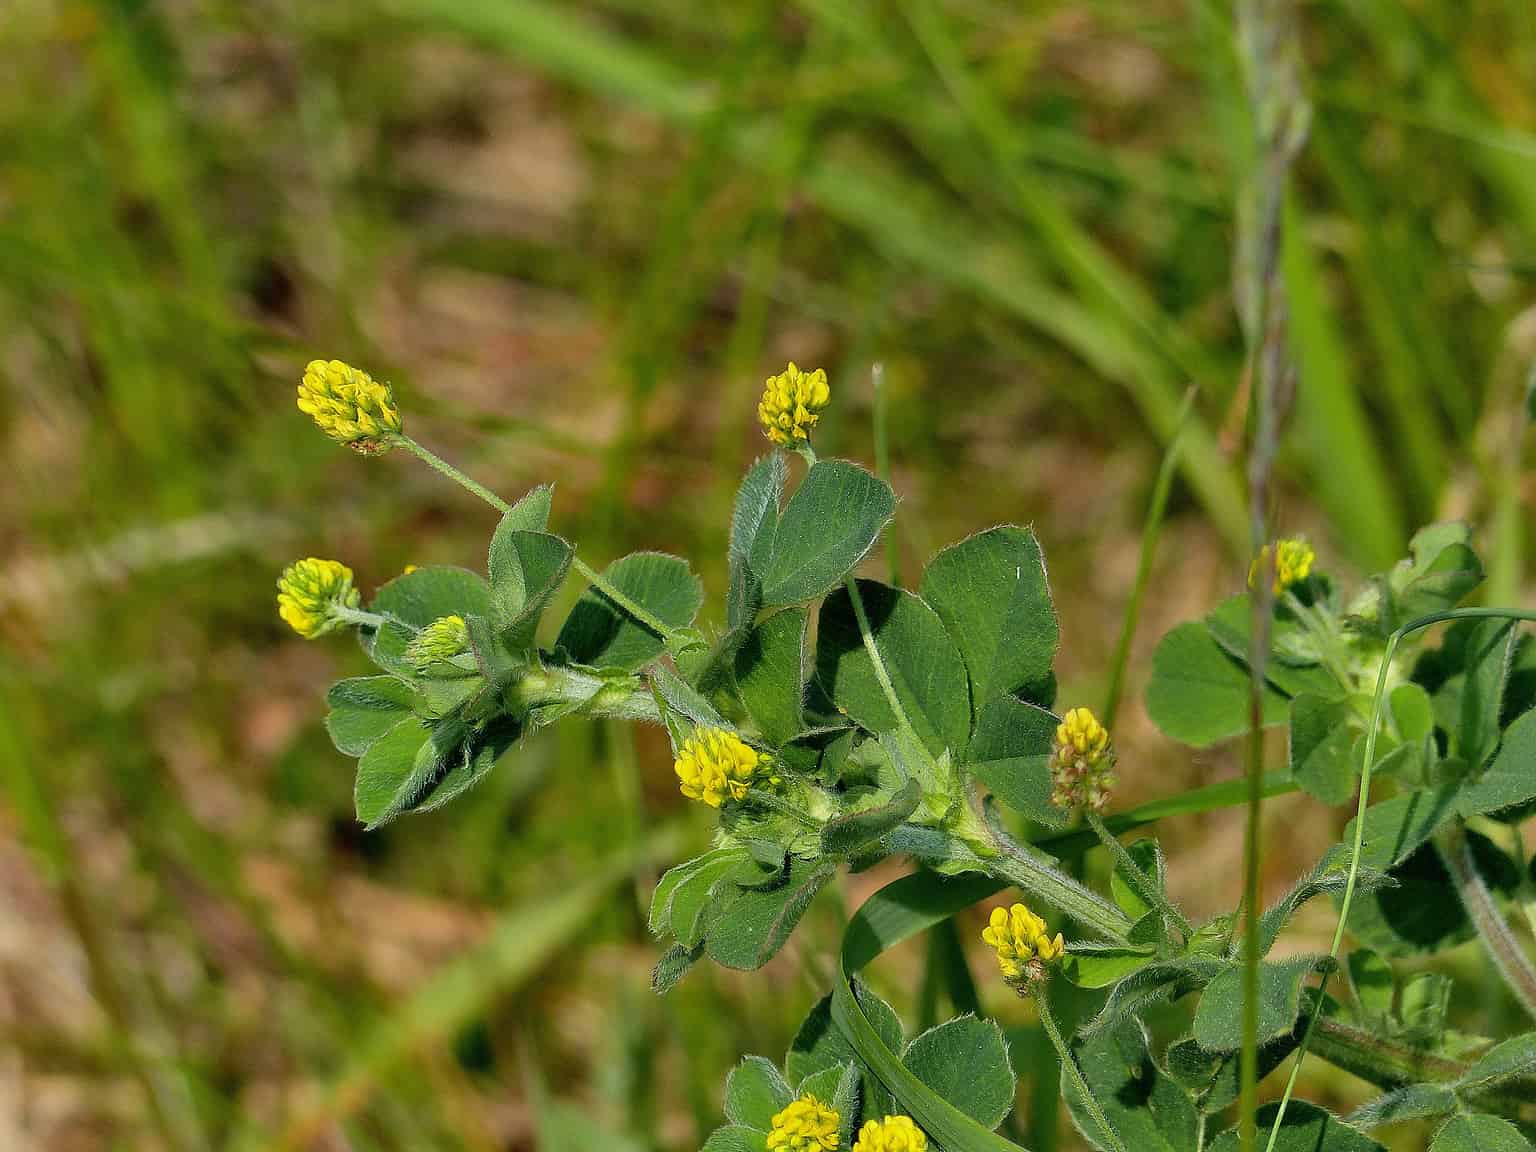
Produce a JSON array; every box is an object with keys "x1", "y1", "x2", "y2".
[
  {"x1": 1437, "y1": 826, "x2": 1536, "y2": 1019},
  {"x1": 1085, "y1": 809, "x2": 1194, "y2": 939},
  {"x1": 1036, "y1": 986, "x2": 1127, "y2": 1152},
  {"x1": 986, "y1": 838, "x2": 1134, "y2": 945}
]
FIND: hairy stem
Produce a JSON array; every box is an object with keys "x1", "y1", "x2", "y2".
[
  {"x1": 509, "y1": 666, "x2": 662, "y2": 725},
  {"x1": 986, "y1": 836, "x2": 1134, "y2": 945},
  {"x1": 1438, "y1": 826, "x2": 1536, "y2": 1019},
  {"x1": 1085, "y1": 810, "x2": 1193, "y2": 939},
  {"x1": 1036, "y1": 986, "x2": 1127, "y2": 1152},
  {"x1": 395, "y1": 433, "x2": 686, "y2": 648}
]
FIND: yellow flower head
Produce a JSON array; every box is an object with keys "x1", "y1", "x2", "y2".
[
  {"x1": 1051, "y1": 706, "x2": 1115, "y2": 812},
  {"x1": 768, "y1": 1094, "x2": 840, "y2": 1152},
  {"x1": 982, "y1": 902, "x2": 1065, "y2": 987},
  {"x1": 673, "y1": 727, "x2": 766, "y2": 808},
  {"x1": 406, "y1": 614, "x2": 470, "y2": 671},
  {"x1": 851, "y1": 1116, "x2": 926, "y2": 1152},
  {"x1": 298, "y1": 358, "x2": 402, "y2": 452},
  {"x1": 277, "y1": 558, "x2": 360, "y2": 638},
  {"x1": 1248, "y1": 537, "x2": 1314, "y2": 595},
  {"x1": 758, "y1": 362, "x2": 831, "y2": 446}
]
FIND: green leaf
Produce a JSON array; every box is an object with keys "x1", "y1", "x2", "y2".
[
  {"x1": 1346, "y1": 1084, "x2": 1456, "y2": 1131},
  {"x1": 1065, "y1": 1021, "x2": 1200, "y2": 1152},
  {"x1": 1350, "y1": 842, "x2": 1471, "y2": 956},
  {"x1": 354, "y1": 715, "x2": 433, "y2": 827},
  {"x1": 788, "y1": 989, "x2": 902, "y2": 1122},
  {"x1": 487, "y1": 525, "x2": 571, "y2": 648},
  {"x1": 325, "y1": 676, "x2": 418, "y2": 756},
  {"x1": 816, "y1": 580, "x2": 971, "y2": 757},
  {"x1": 734, "y1": 608, "x2": 807, "y2": 746},
  {"x1": 1453, "y1": 1033, "x2": 1536, "y2": 1095},
  {"x1": 1192, "y1": 955, "x2": 1328, "y2": 1052},
  {"x1": 1063, "y1": 943, "x2": 1156, "y2": 989},
  {"x1": 650, "y1": 663, "x2": 727, "y2": 738},
  {"x1": 653, "y1": 848, "x2": 760, "y2": 947},
  {"x1": 556, "y1": 552, "x2": 702, "y2": 670},
  {"x1": 1206, "y1": 595, "x2": 1340, "y2": 698},
  {"x1": 370, "y1": 565, "x2": 493, "y2": 626},
  {"x1": 920, "y1": 526, "x2": 1058, "y2": 718},
  {"x1": 1430, "y1": 1115, "x2": 1533, "y2": 1152},
  {"x1": 704, "y1": 856, "x2": 834, "y2": 970},
  {"x1": 500, "y1": 484, "x2": 553, "y2": 532},
  {"x1": 1210, "y1": 1103, "x2": 1382, "y2": 1152},
  {"x1": 966, "y1": 696, "x2": 1063, "y2": 826},
  {"x1": 413, "y1": 717, "x2": 520, "y2": 816},
  {"x1": 1457, "y1": 617, "x2": 1518, "y2": 768},
  {"x1": 1145, "y1": 622, "x2": 1290, "y2": 747},
  {"x1": 701, "y1": 1127, "x2": 769, "y2": 1152},
  {"x1": 1351, "y1": 522, "x2": 1483, "y2": 636},
  {"x1": 1082, "y1": 956, "x2": 1228, "y2": 1036},
  {"x1": 1348, "y1": 784, "x2": 1460, "y2": 871},
  {"x1": 1346, "y1": 949, "x2": 1395, "y2": 1023},
  {"x1": 759, "y1": 460, "x2": 896, "y2": 607},
  {"x1": 821, "y1": 779, "x2": 922, "y2": 857},
  {"x1": 901, "y1": 1016, "x2": 1014, "y2": 1130},
  {"x1": 724, "y1": 1056, "x2": 794, "y2": 1129},
  {"x1": 1163, "y1": 1032, "x2": 1300, "y2": 1115},
  {"x1": 650, "y1": 943, "x2": 700, "y2": 994},
  {"x1": 1458, "y1": 707, "x2": 1536, "y2": 817},
  {"x1": 728, "y1": 453, "x2": 786, "y2": 630},
  {"x1": 1110, "y1": 839, "x2": 1167, "y2": 922},
  {"x1": 1257, "y1": 853, "x2": 1394, "y2": 957},
  {"x1": 1289, "y1": 693, "x2": 1361, "y2": 805}
]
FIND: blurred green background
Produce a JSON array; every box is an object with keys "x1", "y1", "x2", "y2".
[{"x1": 2, "y1": 1, "x2": 1533, "y2": 1149}]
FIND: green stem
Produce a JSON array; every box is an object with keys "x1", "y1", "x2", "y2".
[
  {"x1": 1437, "y1": 826, "x2": 1536, "y2": 1019},
  {"x1": 509, "y1": 666, "x2": 662, "y2": 725},
  {"x1": 1085, "y1": 810, "x2": 1194, "y2": 940},
  {"x1": 985, "y1": 836, "x2": 1134, "y2": 945},
  {"x1": 1265, "y1": 607, "x2": 1536, "y2": 1151},
  {"x1": 395, "y1": 434, "x2": 686, "y2": 649},
  {"x1": 1036, "y1": 986, "x2": 1128, "y2": 1152},
  {"x1": 331, "y1": 605, "x2": 392, "y2": 631},
  {"x1": 1103, "y1": 386, "x2": 1195, "y2": 728}
]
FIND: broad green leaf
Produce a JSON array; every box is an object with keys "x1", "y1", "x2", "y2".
[
  {"x1": 1346, "y1": 1084, "x2": 1456, "y2": 1131},
  {"x1": 760, "y1": 460, "x2": 896, "y2": 607},
  {"x1": 1349, "y1": 842, "x2": 1470, "y2": 956},
  {"x1": 1110, "y1": 839, "x2": 1167, "y2": 922},
  {"x1": 1289, "y1": 693, "x2": 1360, "y2": 805},
  {"x1": 701, "y1": 1127, "x2": 768, "y2": 1152},
  {"x1": 1082, "y1": 956, "x2": 1228, "y2": 1036},
  {"x1": 649, "y1": 847, "x2": 748, "y2": 936},
  {"x1": 1145, "y1": 623, "x2": 1290, "y2": 747},
  {"x1": 1063, "y1": 943, "x2": 1155, "y2": 989},
  {"x1": 1205, "y1": 595, "x2": 1340, "y2": 698},
  {"x1": 821, "y1": 779, "x2": 921, "y2": 857},
  {"x1": 1390, "y1": 682, "x2": 1436, "y2": 743},
  {"x1": 1458, "y1": 707, "x2": 1536, "y2": 817},
  {"x1": 1257, "y1": 853, "x2": 1393, "y2": 957},
  {"x1": 1346, "y1": 949, "x2": 1395, "y2": 1023},
  {"x1": 1457, "y1": 618, "x2": 1518, "y2": 768},
  {"x1": 965, "y1": 696, "x2": 1063, "y2": 826},
  {"x1": 412, "y1": 717, "x2": 520, "y2": 816},
  {"x1": 1065, "y1": 1021, "x2": 1200, "y2": 1152},
  {"x1": 920, "y1": 526, "x2": 1057, "y2": 718},
  {"x1": 662, "y1": 851, "x2": 766, "y2": 949},
  {"x1": 370, "y1": 565, "x2": 493, "y2": 626},
  {"x1": 1192, "y1": 955, "x2": 1327, "y2": 1051},
  {"x1": 1453, "y1": 1033, "x2": 1536, "y2": 1095},
  {"x1": 1210, "y1": 1103, "x2": 1382, "y2": 1152},
  {"x1": 325, "y1": 676, "x2": 418, "y2": 756},
  {"x1": 728, "y1": 453, "x2": 785, "y2": 630},
  {"x1": 1348, "y1": 783, "x2": 1460, "y2": 870},
  {"x1": 1163, "y1": 1032, "x2": 1299, "y2": 1114},
  {"x1": 556, "y1": 552, "x2": 702, "y2": 670},
  {"x1": 901, "y1": 1016, "x2": 1014, "y2": 1130},
  {"x1": 650, "y1": 663, "x2": 727, "y2": 739},
  {"x1": 816, "y1": 580, "x2": 971, "y2": 758},
  {"x1": 704, "y1": 856, "x2": 834, "y2": 970},
  {"x1": 1430, "y1": 1115, "x2": 1533, "y2": 1152},
  {"x1": 500, "y1": 484, "x2": 553, "y2": 533},
  {"x1": 1350, "y1": 522, "x2": 1483, "y2": 636},
  {"x1": 734, "y1": 608, "x2": 807, "y2": 746},
  {"x1": 487, "y1": 526, "x2": 571, "y2": 647},
  {"x1": 354, "y1": 716, "x2": 432, "y2": 828},
  {"x1": 650, "y1": 943, "x2": 700, "y2": 994},
  {"x1": 788, "y1": 989, "x2": 902, "y2": 1121},
  {"x1": 724, "y1": 1056, "x2": 793, "y2": 1129}
]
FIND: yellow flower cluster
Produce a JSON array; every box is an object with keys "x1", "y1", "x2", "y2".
[
  {"x1": 759, "y1": 362, "x2": 831, "y2": 446},
  {"x1": 767, "y1": 1094, "x2": 840, "y2": 1152},
  {"x1": 1248, "y1": 537, "x2": 1315, "y2": 594},
  {"x1": 982, "y1": 902, "x2": 1064, "y2": 987},
  {"x1": 277, "y1": 558, "x2": 359, "y2": 638},
  {"x1": 1050, "y1": 706, "x2": 1116, "y2": 813},
  {"x1": 406, "y1": 614, "x2": 470, "y2": 671},
  {"x1": 674, "y1": 727, "x2": 766, "y2": 808},
  {"x1": 298, "y1": 358, "x2": 402, "y2": 452},
  {"x1": 851, "y1": 1116, "x2": 926, "y2": 1152}
]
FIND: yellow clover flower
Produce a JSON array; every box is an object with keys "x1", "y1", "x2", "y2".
[
  {"x1": 1248, "y1": 537, "x2": 1315, "y2": 595},
  {"x1": 982, "y1": 902, "x2": 1064, "y2": 988},
  {"x1": 851, "y1": 1116, "x2": 926, "y2": 1152},
  {"x1": 1050, "y1": 706, "x2": 1116, "y2": 813},
  {"x1": 277, "y1": 558, "x2": 360, "y2": 638},
  {"x1": 406, "y1": 614, "x2": 470, "y2": 671},
  {"x1": 673, "y1": 727, "x2": 766, "y2": 808},
  {"x1": 758, "y1": 362, "x2": 831, "y2": 446},
  {"x1": 767, "y1": 1094, "x2": 840, "y2": 1152},
  {"x1": 298, "y1": 358, "x2": 402, "y2": 453}
]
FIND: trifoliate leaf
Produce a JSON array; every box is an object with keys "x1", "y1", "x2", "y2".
[{"x1": 759, "y1": 459, "x2": 895, "y2": 607}]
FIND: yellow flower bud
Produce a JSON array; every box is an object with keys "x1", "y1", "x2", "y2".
[
  {"x1": 298, "y1": 359, "x2": 402, "y2": 453},
  {"x1": 1051, "y1": 706, "x2": 1116, "y2": 813},
  {"x1": 673, "y1": 727, "x2": 767, "y2": 808},
  {"x1": 277, "y1": 558, "x2": 360, "y2": 638},
  {"x1": 405, "y1": 614, "x2": 470, "y2": 671},
  {"x1": 851, "y1": 1115, "x2": 926, "y2": 1152},
  {"x1": 767, "y1": 1094, "x2": 840, "y2": 1152},
  {"x1": 982, "y1": 902, "x2": 1065, "y2": 988},
  {"x1": 758, "y1": 362, "x2": 831, "y2": 447},
  {"x1": 1248, "y1": 537, "x2": 1315, "y2": 594}
]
